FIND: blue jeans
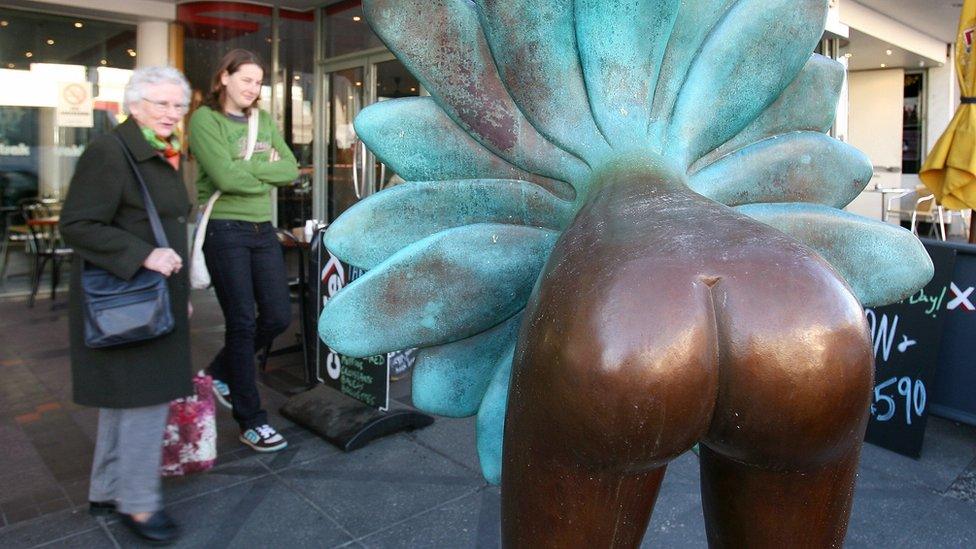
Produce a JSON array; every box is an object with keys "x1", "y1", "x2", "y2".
[{"x1": 203, "y1": 220, "x2": 290, "y2": 429}]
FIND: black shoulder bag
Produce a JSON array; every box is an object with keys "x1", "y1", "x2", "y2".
[{"x1": 81, "y1": 134, "x2": 175, "y2": 348}]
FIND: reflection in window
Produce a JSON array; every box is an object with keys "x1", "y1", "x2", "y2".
[{"x1": 0, "y1": 8, "x2": 135, "y2": 204}]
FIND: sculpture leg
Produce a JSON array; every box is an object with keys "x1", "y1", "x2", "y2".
[
  {"x1": 502, "y1": 457, "x2": 666, "y2": 548},
  {"x1": 699, "y1": 443, "x2": 863, "y2": 548}
]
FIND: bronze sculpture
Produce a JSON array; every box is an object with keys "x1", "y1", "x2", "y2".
[{"x1": 319, "y1": 0, "x2": 934, "y2": 546}]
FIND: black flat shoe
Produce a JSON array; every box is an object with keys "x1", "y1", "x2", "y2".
[
  {"x1": 88, "y1": 501, "x2": 116, "y2": 517},
  {"x1": 119, "y1": 510, "x2": 179, "y2": 545}
]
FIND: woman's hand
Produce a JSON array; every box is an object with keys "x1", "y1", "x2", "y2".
[{"x1": 143, "y1": 248, "x2": 183, "y2": 277}]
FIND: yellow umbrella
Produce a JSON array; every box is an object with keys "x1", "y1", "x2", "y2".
[{"x1": 920, "y1": 0, "x2": 976, "y2": 242}]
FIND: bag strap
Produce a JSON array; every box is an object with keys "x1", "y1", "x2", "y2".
[
  {"x1": 112, "y1": 133, "x2": 170, "y2": 249},
  {"x1": 244, "y1": 109, "x2": 260, "y2": 161}
]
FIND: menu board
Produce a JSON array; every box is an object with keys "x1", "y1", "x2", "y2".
[
  {"x1": 863, "y1": 243, "x2": 957, "y2": 458},
  {"x1": 311, "y1": 235, "x2": 416, "y2": 411}
]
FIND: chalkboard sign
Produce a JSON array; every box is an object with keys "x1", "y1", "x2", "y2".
[
  {"x1": 864, "y1": 243, "x2": 957, "y2": 458},
  {"x1": 311, "y1": 236, "x2": 416, "y2": 411}
]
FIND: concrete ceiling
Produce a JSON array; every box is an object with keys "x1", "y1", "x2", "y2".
[{"x1": 856, "y1": 0, "x2": 962, "y2": 43}]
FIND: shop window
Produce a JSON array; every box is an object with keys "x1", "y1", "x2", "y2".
[
  {"x1": 178, "y1": 2, "x2": 274, "y2": 100},
  {"x1": 0, "y1": 8, "x2": 135, "y2": 206},
  {"x1": 903, "y1": 72, "x2": 925, "y2": 175},
  {"x1": 325, "y1": 2, "x2": 383, "y2": 59}
]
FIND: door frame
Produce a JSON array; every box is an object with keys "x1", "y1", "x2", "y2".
[{"x1": 315, "y1": 47, "x2": 398, "y2": 221}]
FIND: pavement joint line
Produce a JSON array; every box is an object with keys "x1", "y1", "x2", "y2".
[
  {"x1": 164, "y1": 470, "x2": 275, "y2": 508},
  {"x1": 348, "y1": 485, "x2": 486, "y2": 546},
  {"x1": 858, "y1": 454, "x2": 971, "y2": 495},
  {"x1": 403, "y1": 432, "x2": 484, "y2": 477},
  {"x1": 18, "y1": 522, "x2": 102, "y2": 548},
  {"x1": 97, "y1": 516, "x2": 121, "y2": 549},
  {"x1": 268, "y1": 467, "x2": 359, "y2": 543}
]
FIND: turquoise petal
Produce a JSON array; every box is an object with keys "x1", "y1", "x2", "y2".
[
  {"x1": 649, "y1": 0, "x2": 737, "y2": 145},
  {"x1": 476, "y1": 0, "x2": 612, "y2": 163},
  {"x1": 736, "y1": 203, "x2": 934, "y2": 307},
  {"x1": 476, "y1": 344, "x2": 515, "y2": 486},
  {"x1": 666, "y1": 0, "x2": 828, "y2": 166},
  {"x1": 690, "y1": 132, "x2": 873, "y2": 209},
  {"x1": 319, "y1": 224, "x2": 558, "y2": 357},
  {"x1": 412, "y1": 314, "x2": 522, "y2": 418},
  {"x1": 325, "y1": 179, "x2": 574, "y2": 269},
  {"x1": 355, "y1": 98, "x2": 571, "y2": 198},
  {"x1": 363, "y1": 0, "x2": 589, "y2": 189},
  {"x1": 692, "y1": 54, "x2": 845, "y2": 171},
  {"x1": 576, "y1": 0, "x2": 680, "y2": 151}
]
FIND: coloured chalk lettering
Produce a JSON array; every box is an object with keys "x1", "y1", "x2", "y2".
[{"x1": 863, "y1": 243, "x2": 956, "y2": 458}]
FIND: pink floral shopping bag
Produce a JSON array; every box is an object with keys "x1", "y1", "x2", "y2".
[{"x1": 162, "y1": 372, "x2": 217, "y2": 476}]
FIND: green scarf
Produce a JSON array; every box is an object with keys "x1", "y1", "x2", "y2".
[{"x1": 140, "y1": 126, "x2": 181, "y2": 158}]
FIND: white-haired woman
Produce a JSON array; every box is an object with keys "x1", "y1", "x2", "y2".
[{"x1": 60, "y1": 66, "x2": 192, "y2": 544}]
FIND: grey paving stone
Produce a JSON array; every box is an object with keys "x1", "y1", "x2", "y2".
[
  {"x1": 846, "y1": 470, "x2": 949, "y2": 547},
  {"x1": 276, "y1": 435, "x2": 485, "y2": 538},
  {"x1": 946, "y1": 459, "x2": 976, "y2": 503},
  {"x1": 110, "y1": 475, "x2": 353, "y2": 548},
  {"x1": 163, "y1": 454, "x2": 271, "y2": 506},
  {"x1": 859, "y1": 418, "x2": 976, "y2": 493},
  {"x1": 406, "y1": 415, "x2": 482, "y2": 477},
  {"x1": 0, "y1": 508, "x2": 100, "y2": 548},
  {"x1": 34, "y1": 527, "x2": 116, "y2": 548},
  {"x1": 903, "y1": 494, "x2": 976, "y2": 548},
  {"x1": 359, "y1": 487, "x2": 496, "y2": 549}
]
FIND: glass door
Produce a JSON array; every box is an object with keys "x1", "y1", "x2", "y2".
[
  {"x1": 324, "y1": 63, "x2": 365, "y2": 221},
  {"x1": 322, "y1": 52, "x2": 421, "y2": 222}
]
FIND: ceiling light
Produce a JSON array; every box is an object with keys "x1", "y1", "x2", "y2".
[
  {"x1": 885, "y1": 49, "x2": 893, "y2": 56},
  {"x1": 74, "y1": 22, "x2": 83, "y2": 28},
  {"x1": 6, "y1": 63, "x2": 14, "y2": 69},
  {"x1": 844, "y1": 53, "x2": 852, "y2": 58},
  {"x1": 100, "y1": 59, "x2": 107, "y2": 65},
  {"x1": 410, "y1": 87, "x2": 417, "y2": 92},
  {"x1": 293, "y1": 75, "x2": 300, "y2": 80},
  {"x1": 0, "y1": 21, "x2": 8, "y2": 27},
  {"x1": 46, "y1": 38, "x2": 55, "y2": 45},
  {"x1": 880, "y1": 63, "x2": 887, "y2": 68},
  {"x1": 352, "y1": 16, "x2": 362, "y2": 22},
  {"x1": 355, "y1": 81, "x2": 362, "y2": 86},
  {"x1": 127, "y1": 49, "x2": 136, "y2": 57},
  {"x1": 24, "y1": 51, "x2": 32, "y2": 58}
]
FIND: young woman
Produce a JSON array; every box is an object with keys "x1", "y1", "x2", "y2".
[
  {"x1": 61, "y1": 66, "x2": 193, "y2": 544},
  {"x1": 189, "y1": 49, "x2": 298, "y2": 452}
]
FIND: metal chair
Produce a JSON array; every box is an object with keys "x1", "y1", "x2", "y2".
[
  {"x1": 910, "y1": 193, "x2": 947, "y2": 241},
  {"x1": 20, "y1": 199, "x2": 72, "y2": 307},
  {"x1": 0, "y1": 206, "x2": 30, "y2": 281}
]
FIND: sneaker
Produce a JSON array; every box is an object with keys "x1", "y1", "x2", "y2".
[
  {"x1": 211, "y1": 378, "x2": 232, "y2": 410},
  {"x1": 239, "y1": 424, "x2": 288, "y2": 453}
]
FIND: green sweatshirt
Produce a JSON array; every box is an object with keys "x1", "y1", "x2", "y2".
[{"x1": 188, "y1": 106, "x2": 299, "y2": 222}]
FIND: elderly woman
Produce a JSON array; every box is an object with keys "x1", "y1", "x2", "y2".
[{"x1": 59, "y1": 66, "x2": 192, "y2": 544}]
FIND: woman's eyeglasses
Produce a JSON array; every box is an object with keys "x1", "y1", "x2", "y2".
[{"x1": 142, "y1": 98, "x2": 190, "y2": 114}]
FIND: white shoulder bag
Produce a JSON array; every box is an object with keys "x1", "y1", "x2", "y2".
[{"x1": 190, "y1": 109, "x2": 260, "y2": 290}]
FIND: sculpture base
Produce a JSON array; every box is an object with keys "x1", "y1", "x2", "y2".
[{"x1": 280, "y1": 384, "x2": 434, "y2": 452}]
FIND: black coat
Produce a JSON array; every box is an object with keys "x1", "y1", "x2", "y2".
[{"x1": 60, "y1": 118, "x2": 193, "y2": 408}]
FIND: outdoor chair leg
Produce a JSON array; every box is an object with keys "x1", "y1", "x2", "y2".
[
  {"x1": 50, "y1": 256, "x2": 61, "y2": 302},
  {"x1": 28, "y1": 255, "x2": 48, "y2": 308},
  {"x1": 0, "y1": 232, "x2": 9, "y2": 282}
]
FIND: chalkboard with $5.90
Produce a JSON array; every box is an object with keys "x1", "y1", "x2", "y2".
[{"x1": 863, "y1": 243, "x2": 956, "y2": 458}]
